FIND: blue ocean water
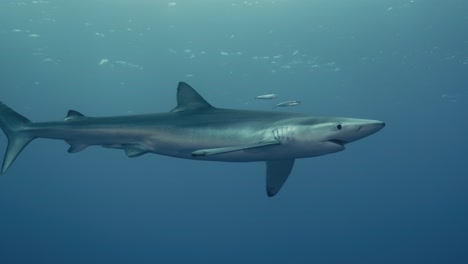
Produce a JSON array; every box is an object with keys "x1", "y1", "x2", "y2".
[{"x1": 0, "y1": 0, "x2": 467, "y2": 263}]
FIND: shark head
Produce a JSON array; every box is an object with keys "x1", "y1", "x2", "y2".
[
  {"x1": 282, "y1": 117, "x2": 385, "y2": 157},
  {"x1": 320, "y1": 117, "x2": 385, "y2": 147}
]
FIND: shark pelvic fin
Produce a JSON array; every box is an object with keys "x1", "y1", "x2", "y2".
[
  {"x1": 266, "y1": 159, "x2": 295, "y2": 197},
  {"x1": 170, "y1": 82, "x2": 214, "y2": 112},
  {"x1": 191, "y1": 139, "x2": 280, "y2": 157},
  {"x1": 65, "y1": 110, "x2": 86, "y2": 121}
]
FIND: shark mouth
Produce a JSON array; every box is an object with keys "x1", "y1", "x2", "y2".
[{"x1": 327, "y1": 139, "x2": 348, "y2": 147}]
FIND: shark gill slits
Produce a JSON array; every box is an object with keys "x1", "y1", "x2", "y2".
[
  {"x1": 272, "y1": 126, "x2": 294, "y2": 143},
  {"x1": 273, "y1": 128, "x2": 280, "y2": 141}
]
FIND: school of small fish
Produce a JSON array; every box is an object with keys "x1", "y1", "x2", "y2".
[{"x1": 254, "y1": 94, "x2": 301, "y2": 109}]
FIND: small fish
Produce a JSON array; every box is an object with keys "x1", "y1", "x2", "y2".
[
  {"x1": 98, "y1": 59, "x2": 109, "y2": 65},
  {"x1": 255, "y1": 94, "x2": 278, "y2": 99},
  {"x1": 273, "y1": 100, "x2": 301, "y2": 108}
]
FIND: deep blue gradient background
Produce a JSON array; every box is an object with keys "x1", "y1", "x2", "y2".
[{"x1": 0, "y1": 1, "x2": 467, "y2": 263}]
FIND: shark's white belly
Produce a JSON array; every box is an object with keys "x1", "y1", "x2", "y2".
[{"x1": 139, "y1": 126, "x2": 343, "y2": 162}]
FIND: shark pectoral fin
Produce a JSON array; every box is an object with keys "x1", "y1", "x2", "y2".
[
  {"x1": 67, "y1": 144, "x2": 89, "y2": 153},
  {"x1": 266, "y1": 159, "x2": 295, "y2": 197},
  {"x1": 191, "y1": 139, "x2": 280, "y2": 157},
  {"x1": 123, "y1": 145, "x2": 148, "y2": 158}
]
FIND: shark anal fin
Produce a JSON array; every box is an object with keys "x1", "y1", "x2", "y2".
[
  {"x1": 123, "y1": 145, "x2": 148, "y2": 158},
  {"x1": 101, "y1": 144, "x2": 148, "y2": 157},
  {"x1": 67, "y1": 144, "x2": 88, "y2": 153},
  {"x1": 191, "y1": 139, "x2": 280, "y2": 157},
  {"x1": 65, "y1": 110, "x2": 86, "y2": 121},
  {"x1": 266, "y1": 159, "x2": 295, "y2": 197}
]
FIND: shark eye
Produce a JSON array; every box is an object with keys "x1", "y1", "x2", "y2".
[{"x1": 336, "y1": 123, "x2": 343, "y2": 130}]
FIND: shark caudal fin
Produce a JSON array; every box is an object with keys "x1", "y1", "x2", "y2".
[{"x1": 0, "y1": 102, "x2": 34, "y2": 174}]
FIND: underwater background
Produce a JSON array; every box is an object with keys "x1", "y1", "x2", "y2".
[{"x1": 0, "y1": 0, "x2": 467, "y2": 263}]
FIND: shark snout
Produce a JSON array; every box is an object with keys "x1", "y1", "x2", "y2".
[
  {"x1": 337, "y1": 119, "x2": 385, "y2": 144},
  {"x1": 358, "y1": 121, "x2": 385, "y2": 133},
  {"x1": 371, "y1": 120, "x2": 385, "y2": 132},
  {"x1": 356, "y1": 120, "x2": 385, "y2": 140}
]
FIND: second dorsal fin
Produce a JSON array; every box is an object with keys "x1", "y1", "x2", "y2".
[
  {"x1": 170, "y1": 82, "x2": 214, "y2": 112},
  {"x1": 65, "y1": 110, "x2": 85, "y2": 121}
]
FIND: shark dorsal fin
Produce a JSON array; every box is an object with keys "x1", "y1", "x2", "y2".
[
  {"x1": 65, "y1": 110, "x2": 85, "y2": 121},
  {"x1": 170, "y1": 82, "x2": 213, "y2": 112}
]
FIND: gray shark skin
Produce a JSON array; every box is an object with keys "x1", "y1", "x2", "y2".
[{"x1": 0, "y1": 82, "x2": 385, "y2": 196}]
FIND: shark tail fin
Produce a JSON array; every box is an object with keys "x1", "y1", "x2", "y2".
[{"x1": 0, "y1": 102, "x2": 35, "y2": 174}]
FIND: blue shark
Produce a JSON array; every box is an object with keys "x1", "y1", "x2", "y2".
[{"x1": 0, "y1": 82, "x2": 385, "y2": 196}]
